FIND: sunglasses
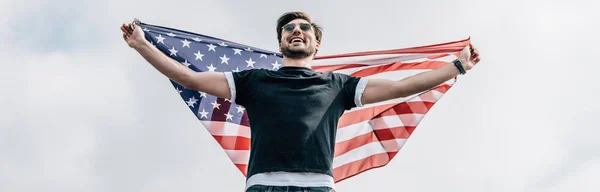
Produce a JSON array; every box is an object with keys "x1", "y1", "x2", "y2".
[{"x1": 282, "y1": 23, "x2": 312, "y2": 32}]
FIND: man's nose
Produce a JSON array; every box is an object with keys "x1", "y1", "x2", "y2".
[{"x1": 292, "y1": 28, "x2": 301, "y2": 35}]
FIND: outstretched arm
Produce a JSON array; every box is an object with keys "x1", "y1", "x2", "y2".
[
  {"x1": 360, "y1": 44, "x2": 481, "y2": 105},
  {"x1": 121, "y1": 21, "x2": 231, "y2": 100}
]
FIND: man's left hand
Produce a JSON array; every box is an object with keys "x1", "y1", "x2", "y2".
[{"x1": 458, "y1": 43, "x2": 481, "y2": 71}]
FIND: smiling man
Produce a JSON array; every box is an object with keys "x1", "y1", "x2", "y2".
[{"x1": 121, "y1": 11, "x2": 480, "y2": 192}]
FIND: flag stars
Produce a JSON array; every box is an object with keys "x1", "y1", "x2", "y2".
[
  {"x1": 260, "y1": 54, "x2": 267, "y2": 59},
  {"x1": 220, "y1": 54, "x2": 230, "y2": 64},
  {"x1": 225, "y1": 112, "x2": 234, "y2": 121},
  {"x1": 198, "y1": 109, "x2": 209, "y2": 119},
  {"x1": 181, "y1": 39, "x2": 191, "y2": 48},
  {"x1": 198, "y1": 91, "x2": 207, "y2": 98},
  {"x1": 219, "y1": 42, "x2": 228, "y2": 47},
  {"x1": 155, "y1": 34, "x2": 165, "y2": 44},
  {"x1": 233, "y1": 48, "x2": 242, "y2": 55},
  {"x1": 271, "y1": 60, "x2": 281, "y2": 70},
  {"x1": 194, "y1": 50, "x2": 205, "y2": 61},
  {"x1": 246, "y1": 58, "x2": 256, "y2": 68},
  {"x1": 245, "y1": 47, "x2": 253, "y2": 52},
  {"x1": 186, "y1": 96, "x2": 198, "y2": 107},
  {"x1": 233, "y1": 67, "x2": 240, "y2": 72},
  {"x1": 167, "y1": 32, "x2": 176, "y2": 37},
  {"x1": 207, "y1": 64, "x2": 217, "y2": 72},
  {"x1": 236, "y1": 106, "x2": 245, "y2": 113},
  {"x1": 169, "y1": 47, "x2": 178, "y2": 56},
  {"x1": 207, "y1": 44, "x2": 217, "y2": 52},
  {"x1": 182, "y1": 60, "x2": 191, "y2": 67},
  {"x1": 192, "y1": 37, "x2": 202, "y2": 42},
  {"x1": 211, "y1": 101, "x2": 221, "y2": 109}
]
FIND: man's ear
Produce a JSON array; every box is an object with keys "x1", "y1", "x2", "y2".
[{"x1": 315, "y1": 41, "x2": 320, "y2": 51}]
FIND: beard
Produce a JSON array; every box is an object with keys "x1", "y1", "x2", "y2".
[{"x1": 281, "y1": 44, "x2": 315, "y2": 59}]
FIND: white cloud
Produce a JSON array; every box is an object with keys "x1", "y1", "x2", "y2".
[{"x1": 1, "y1": 0, "x2": 598, "y2": 191}]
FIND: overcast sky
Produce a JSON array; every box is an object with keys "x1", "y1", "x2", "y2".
[{"x1": 1, "y1": 0, "x2": 599, "y2": 191}]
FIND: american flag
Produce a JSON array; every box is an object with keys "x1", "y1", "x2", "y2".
[{"x1": 136, "y1": 20, "x2": 470, "y2": 183}]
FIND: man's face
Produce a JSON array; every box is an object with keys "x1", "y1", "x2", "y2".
[{"x1": 279, "y1": 19, "x2": 320, "y2": 59}]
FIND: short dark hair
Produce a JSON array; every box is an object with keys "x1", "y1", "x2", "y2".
[{"x1": 276, "y1": 12, "x2": 322, "y2": 44}]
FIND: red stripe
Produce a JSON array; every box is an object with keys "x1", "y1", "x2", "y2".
[
  {"x1": 212, "y1": 136, "x2": 250, "y2": 150},
  {"x1": 312, "y1": 64, "x2": 368, "y2": 72},
  {"x1": 235, "y1": 164, "x2": 248, "y2": 176},
  {"x1": 315, "y1": 37, "x2": 469, "y2": 60},
  {"x1": 334, "y1": 132, "x2": 377, "y2": 157},
  {"x1": 338, "y1": 100, "x2": 436, "y2": 129},
  {"x1": 313, "y1": 53, "x2": 451, "y2": 72},
  {"x1": 334, "y1": 126, "x2": 413, "y2": 157},
  {"x1": 350, "y1": 60, "x2": 449, "y2": 78}
]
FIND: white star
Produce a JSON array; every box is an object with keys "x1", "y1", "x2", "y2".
[
  {"x1": 207, "y1": 63, "x2": 217, "y2": 72},
  {"x1": 271, "y1": 60, "x2": 281, "y2": 69},
  {"x1": 260, "y1": 54, "x2": 267, "y2": 58},
  {"x1": 198, "y1": 109, "x2": 209, "y2": 119},
  {"x1": 169, "y1": 47, "x2": 178, "y2": 56},
  {"x1": 181, "y1": 39, "x2": 191, "y2": 48},
  {"x1": 194, "y1": 50, "x2": 204, "y2": 61},
  {"x1": 207, "y1": 44, "x2": 217, "y2": 52},
  {"x1": 143, "y1": 28, "x2": 150, "y2": 32},
  {"x1": 167, "y1": 32, "x2": 176, "y2": 37},
  {"x1": 225, "y1": 112, "x2": 234, "y2": 121},
  {"x1": 245, "y1": 47, "x2": 253, "y2": 52},
  {"x1": 246, "y1": 58, "x2": 256, "y2": 68},
  {"x1": 220, "y1": 54, "x2": 230, "y2": 64},
  {"x1": 155, "y1": 34, "x2": 165, "y2": 44},
  {"x1": 224, "y1": 98, "x2": 231, "y2": 103},
  {"x1": 186, "y1": 96, "x2": 198, "y2": 107},
  {"x1": 176, "y1": 87, "x2": 183, "y2": 94},
  {"x1": 219, "y1": 42, "x2": 228, "y2": 47},
  {"x1": 232, "y1": 67, "x2": 240, "y2": 72},
  {"x1": 211, "y1": 101, "x2": 221, "y2": 109},
  {"x1": 192, "y1": 37, "x2": 202, "y2": 42},
  {"x1": 233, "y1": 49, "x2": 242, "y2": 55},
  {"x1": 236, "y1": 106, "x2": 245, "y2": 113},
  {"x1": 182, "y1": 60, "x2": 191, "y2": 67},
  {"x1": 198, "y1": 91, "x2": 207, "y2": 98}
]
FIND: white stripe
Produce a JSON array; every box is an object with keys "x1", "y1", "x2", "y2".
[
  {"x1": 201, "y1": 120, "x2": 251, "y2": 138},
  {"x1": 371, "y1": 114, "x2": 425, "y2": 129},
  {"x1": 314, "y1": 53, "x2": 446, "y2": 66},
  {"x1": 335, "y1": 120, "x2": 374, "y2": 143},
  {"x1": 327, "y1": 54, "x2": 458, "y2": 75},
  {"x1": 332, "y1": 138, "x2": 407, "y2": 168},
  {"x1": 335, "y1": 114, "x2": 425, "y2": 143},
  {"x1": 224, "y1": 150, "x2": 249, "y2": 164}
]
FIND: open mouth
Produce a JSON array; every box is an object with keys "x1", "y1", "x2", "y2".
[{"x1": 289, "y1": 36, "x2": 305, "y2": 44}]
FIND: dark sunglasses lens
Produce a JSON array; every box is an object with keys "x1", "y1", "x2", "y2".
[
  {"x1": 283, "y1": 24, "x2": 295, "y2": 31},
  {"x1": 300, "y1": 23, "x2": 312, "y2": 31}
]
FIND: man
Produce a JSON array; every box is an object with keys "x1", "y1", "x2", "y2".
[{"x1": 121, "y1": 12, "x2": 480, "y2": 192}]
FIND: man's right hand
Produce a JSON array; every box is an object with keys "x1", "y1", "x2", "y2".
[
  {"x1": 120, "y1": 21, "x2": 146, "y2": 49},
  {"x1": 119, "y1": 19, "x2": 233, "y2": 101}
]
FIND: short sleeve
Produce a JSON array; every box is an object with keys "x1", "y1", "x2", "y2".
[
  {"x1": 342, "y1": 75, "x2": 369, "y2": 110},
  {"x1": 224, "y1": 69, "x2": 257, "y2": 106}
]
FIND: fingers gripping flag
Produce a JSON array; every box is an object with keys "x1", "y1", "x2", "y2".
[{"x1": 136, "y1": 20, "x2": 470, "y2": 183}]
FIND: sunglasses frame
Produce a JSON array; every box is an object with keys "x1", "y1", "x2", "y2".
[{"x1": 282, "y1": 23, "x2": 313, "y2": 32}]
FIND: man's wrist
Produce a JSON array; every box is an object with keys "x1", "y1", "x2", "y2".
[{"x1": 452, "y1": 59, "x2": 467, "y2": 75}]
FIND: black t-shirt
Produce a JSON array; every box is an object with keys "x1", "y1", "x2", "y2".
[{"x1": 224, "y1": 66, "x2": 366, "y2": 179}]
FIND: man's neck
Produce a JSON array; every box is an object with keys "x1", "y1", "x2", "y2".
[{"x1": 282, "y1": 56, "x2": 313, "y2": 69}]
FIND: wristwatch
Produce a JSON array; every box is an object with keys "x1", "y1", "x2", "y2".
[{"x1": 453, "y1": 59, "x2": 467, "y2": 75}]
